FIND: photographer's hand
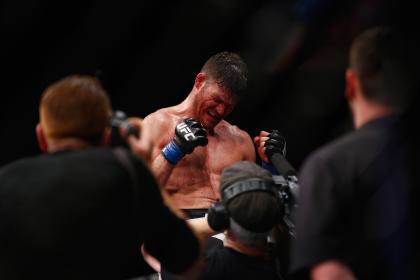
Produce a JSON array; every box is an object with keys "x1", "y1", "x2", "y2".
[{"x1": 125, "y1": 117, "x2": 154, "y2": 166}]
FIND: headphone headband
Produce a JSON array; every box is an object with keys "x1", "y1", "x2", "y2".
[{"x1": 221, "y1": 178, "x2": 276, "y2": 203}]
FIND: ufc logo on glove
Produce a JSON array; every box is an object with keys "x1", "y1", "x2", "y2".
[{"x1": 177, "y1": 122, "x2": 196, "y2": 141}]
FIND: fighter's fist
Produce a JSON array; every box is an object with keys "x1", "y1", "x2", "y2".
[
  {"x1": 174, "y1": 118, "x2": 208, "y2": 154},
  {"x1": 264, "y1": 130, "x2": 286, "y2": 159},
  {"x1": 162, "y1": 118, "x2": 208, "y2": 164},
  {"x1": 254, "y1": 130, "x2": 286, "y2": 163}
]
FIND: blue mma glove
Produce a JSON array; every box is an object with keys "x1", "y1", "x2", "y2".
[{"x1": 162, "y1": 118, "x2": 208, "y2": 164}]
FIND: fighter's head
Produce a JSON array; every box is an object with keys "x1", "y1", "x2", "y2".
[
  {"x1": 36, "y1": 75, "x2": 112, "y2": 152},
  {"x1": 192, "y1": 51, "x2": 248, "y2": 130}
]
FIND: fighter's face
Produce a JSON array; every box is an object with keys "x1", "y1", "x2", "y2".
[{"x1": 194, "y1": 82, "x2": 238, "y2": 130}]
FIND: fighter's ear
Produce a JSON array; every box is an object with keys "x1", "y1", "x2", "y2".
[
  {"x1": 194, "y1": 72, "x2": 206, "y2": 90},
  {"x1": 35, "y1": 123, "x2": 48, "y2": 153}
]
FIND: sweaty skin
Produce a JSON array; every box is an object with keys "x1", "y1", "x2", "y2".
[
  {"x1": 139, "y1": 72, "x2": 256, "y2": 209},
  {"x1": 142, "y1": 108, "x2": 255, "y2": 209}
]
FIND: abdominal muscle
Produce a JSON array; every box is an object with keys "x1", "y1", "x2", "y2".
[
  {"x1": 163, "y1": 159, "x2": 221, "y2": 209},
  {"x1": 161, "y1": 122, "x2": 249, "y2": 209}
]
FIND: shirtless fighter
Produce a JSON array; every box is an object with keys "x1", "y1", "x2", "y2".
[{"x1": 137, "y1": 51, "x2": 280, "y2": 218}]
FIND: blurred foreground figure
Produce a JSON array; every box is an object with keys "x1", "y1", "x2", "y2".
[
  {"x1": 0, "y1": 75, "x2": 199, "y2": 280},
  {"x1": 291, "y1": 27, "x2": 419, "y2": 280}
]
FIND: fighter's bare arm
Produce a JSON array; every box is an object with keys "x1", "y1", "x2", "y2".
[
  {"x1": 187, "y1": 217, "x2": 218, "y2": 241},
  {"x1": 235, "y1": 127, "x2": 256, "y2": 162},
  {"x1": 141, "y1": 111, "x2": 208, "y2": 187},
  {"x1": 141, "y1": 110, "x2": 178, "y2": 187},
  {"x1": 243, "y1": 131, "x2": 257, "y2": 162}
]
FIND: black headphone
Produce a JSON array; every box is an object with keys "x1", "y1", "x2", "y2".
[{"x1": 207, "y1": 178, "x2": 278, "y2": 231}]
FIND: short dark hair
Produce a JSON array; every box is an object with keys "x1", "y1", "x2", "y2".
[
  {"x1": 201, "y1": 51, "x2": 248, "y2": 98},
  {"x1": 349, "y1": 26, "x2": 418, "y2": 109},
  {"x1": 40, "y1": 75, "x2": 112, "y2": 145},
  {"x1": 220, "y1": 161, "x2": 281, "y2": 233}
]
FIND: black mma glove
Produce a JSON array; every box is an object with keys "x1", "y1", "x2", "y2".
[
  {"x1": 264, "y1": 130, "x2": 286, "y2": 159},
  {"x1": 162, "y1": 118, "x2": 208, "y2": 164},
  {"x1": 261, "y1": 130, "x2": 286, "y2": 174}
]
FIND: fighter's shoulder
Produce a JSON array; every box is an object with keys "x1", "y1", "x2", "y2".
[
  {"x1": 143, "y1": 107, "x2": 177, "y2": 129},
  {"x1": 144, "y1": 107, "x2": 173, "y2": 120},
  {"x1": 217, "y1": 120, "x2": 251, "y2": 140}
]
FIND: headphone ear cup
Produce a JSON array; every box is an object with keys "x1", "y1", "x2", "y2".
[{"x1": 207, "y1": 202, "x2": 230, "y2": 231}]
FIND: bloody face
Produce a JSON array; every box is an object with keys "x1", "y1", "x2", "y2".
[{"x1": 193, "y1": 82, "x2": 238, "y2": 130}]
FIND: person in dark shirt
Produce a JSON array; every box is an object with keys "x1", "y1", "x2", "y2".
[
  {"x1": 0, "y1": 75, "x2": 199, "y2": 280},
  {"x1": 290, "y1": 27, "x2": 419, "y2": 280},
  {"x1": 153, "y1": 161, "x2": 284, "y2": 279}
]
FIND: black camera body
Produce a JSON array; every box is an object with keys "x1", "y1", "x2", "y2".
[
  {"x1": 272, "y1": 174, "x2": 299, "y2": 238},
  {"x1": 266, "y1": 150, "x2": 299, "y2": 239},
  {"x1": 110, "y1": 110, "x2": 140, "y2": 147},
  {"x1": 267, "y1": 173, "x2": 299, "y2": 279}
]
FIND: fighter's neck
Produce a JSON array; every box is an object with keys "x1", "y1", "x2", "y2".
[{"x1": 174, "y1": 92, "x2": 196, "y2": 117}]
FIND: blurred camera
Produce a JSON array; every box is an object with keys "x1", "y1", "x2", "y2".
[
  {"x1": 110, "y1": 110, "x2": 140, "y2": 147},
  {"x1": 272, "y1": 174, "x2": 299, "y2": 239}
]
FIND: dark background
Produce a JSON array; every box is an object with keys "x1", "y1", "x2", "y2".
[{"x1": 1, "y1": 0, "x2": 417, "y2": 168}]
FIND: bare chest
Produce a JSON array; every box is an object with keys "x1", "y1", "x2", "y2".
[
  {"x1": 189, "y1": 135, "x2": 244, "y2": 173},
  {"x1": 158, "y1": 125, "x2": 251, "y2": 208},
  {"x1": 165, "y1": 135, "x2": 246, "y2": 191}
]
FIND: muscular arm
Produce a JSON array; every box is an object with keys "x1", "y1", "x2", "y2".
[
  {"x1": 140, "y1": 111, "x2": 178, "y2": 187},
  {"x1": 187, "y1": 217, "x2": 218, "y2": 241},
  {"x1": 239, "y1": 128, "x2": 256, "y2": 162},
  {"x1": 150, "y1": 152, "x2": 176, "y2": 187}
]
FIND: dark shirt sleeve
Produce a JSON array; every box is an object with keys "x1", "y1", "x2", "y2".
[
  {"x1": 130, "y1": 155, "x2": 199, "y2": 274},
  {"x1": 290, "y1": 152, "x2": 350, "y2": 275},
  {"x1": 198, "y1": 237, "x2": 225, "y2": 280},
  {"x1": 161, "y1": 236, "x2": 224, "y2": 280}
]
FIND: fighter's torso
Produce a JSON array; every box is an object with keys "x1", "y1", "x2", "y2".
[{"x1": 154, "y1": 115, "x2": 253, "y2": 209}]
